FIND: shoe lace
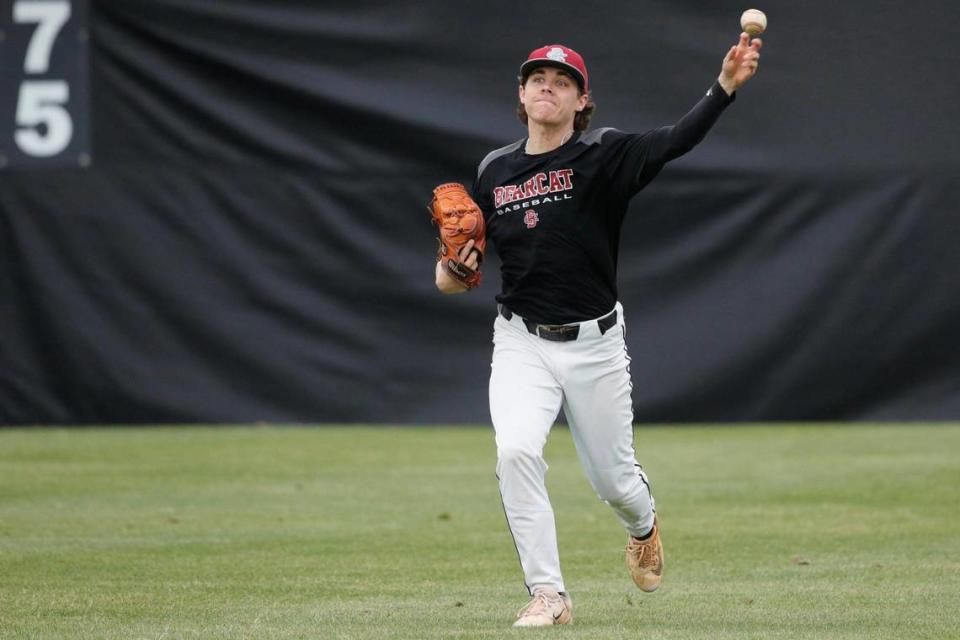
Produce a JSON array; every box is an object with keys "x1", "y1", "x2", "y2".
[
  {"x1": 628, "y1": 537, "x2": 659, "y2": 568},
  {"x1": 516, "y1": 591, "x2": 556, "y2": 619}
]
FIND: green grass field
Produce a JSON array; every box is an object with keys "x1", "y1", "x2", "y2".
[{"x1": 1, "y1": 424, "x2": 958, "y2": 639}]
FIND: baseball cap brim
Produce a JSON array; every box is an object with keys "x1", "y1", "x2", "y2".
[{"x1": 519, "y1": 59, "x2": 586, "y2": 92}]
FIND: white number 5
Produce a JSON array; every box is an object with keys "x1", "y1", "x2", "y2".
[
  {"x1": 15, "y1": 81, "x2": 73, "y2": 156},
  {"x1": 14, "y1": 0, "x2": 72, "y2": 74}
]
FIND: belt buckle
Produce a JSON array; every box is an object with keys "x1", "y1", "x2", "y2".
[{"x1": 536, "y1": 324, "x2": 579, "y2": 342}]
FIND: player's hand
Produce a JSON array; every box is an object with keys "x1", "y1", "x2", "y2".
[
  {"x1": 435, "y1": 240, "x2": 479, "y2": 294},
  {"x1": 718, "y1": 33, "x2": 762, "y2": 95}
]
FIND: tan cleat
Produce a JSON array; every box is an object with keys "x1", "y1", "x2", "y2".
[
  {"x1": 513, "y1": 589, "x2": 573, "y2": 627},
  {"x1": 626, "y1": 517, "x2": 664, "y2": 592}
]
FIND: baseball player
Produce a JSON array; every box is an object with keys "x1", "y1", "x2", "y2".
[{"x1": 435, "y1": 34, "x2": 762, "y2": 627}]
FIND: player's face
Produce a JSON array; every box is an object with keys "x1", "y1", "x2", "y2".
[{"x1": 519, "y1": 67, "x2": 588, "y2": 129}]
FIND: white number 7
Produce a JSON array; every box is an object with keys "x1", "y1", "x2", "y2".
[{"x1": 13, "y1": 0, "x2": 72, "y2": 74}]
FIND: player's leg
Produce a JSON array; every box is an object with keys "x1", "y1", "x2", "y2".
[
  {"x1": 490, "y1": 313, "x2": 566, "y2": 595},
  {"x1": 561, "y1": 307, "x2": 655, "y2": 539},
  {"x1": 560, "y1": 306, "x2": 664, "y2": 591}
]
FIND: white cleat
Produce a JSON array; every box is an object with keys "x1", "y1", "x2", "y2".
[{"x1": 513, "y1": 589, "x2": 573, "y2": 627}]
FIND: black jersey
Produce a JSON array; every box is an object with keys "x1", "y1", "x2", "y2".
[{"x1": 473, "y1": 81, "x2": 735, "y2": 324}]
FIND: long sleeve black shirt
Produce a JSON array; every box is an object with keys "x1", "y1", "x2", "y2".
[{"x1": 473, "y1": 80, "x2": 735, "y2": 324}]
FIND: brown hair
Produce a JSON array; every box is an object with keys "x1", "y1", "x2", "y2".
[{"x1": 516, "y1": 72, "x2": 596, "y2": 131}]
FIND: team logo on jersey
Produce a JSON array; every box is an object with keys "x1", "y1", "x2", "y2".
[
  {"x1": 546, "y1": 47, "x2": 567, "y2": 62},
  {"x1": 524, "y1": 210, "x2": 539, "y2": 229},
  {"x1": 494, "y1": 169, "x2": 574, "y2": 209}
]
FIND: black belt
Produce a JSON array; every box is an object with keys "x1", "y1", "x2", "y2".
[{"x1": 499, "y1": 306, "x2": 618, "y2": 342}]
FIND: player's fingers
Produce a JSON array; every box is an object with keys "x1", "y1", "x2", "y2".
[
  {"x1": 750, "y1": 37, "x2": 763, "y2": 51},
  {"x1": 465, "y1": 250, "x2": 479, "y2": 269},
  {"x1": 723, "y1": 45, "x2": 737, "y2": 63},
  {"x1": 738, "y1": 32, "x2": 750, "y2": 49},
  {"x1": 459, "y1": 239, "x2": 475, "y2": 261},
  {"x1": 459, "y1": 240, "x2": 480, "y2": 270},
  {"x1": 460, "y1": 240, "x2": 477, "y2": 268}
]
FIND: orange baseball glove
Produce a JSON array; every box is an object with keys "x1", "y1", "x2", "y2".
[{"x1": 429, "y1": 182, "x2": 486, "y2": 290}]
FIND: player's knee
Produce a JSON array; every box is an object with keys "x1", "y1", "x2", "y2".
[
  {"x1": 592, "y1": 475, "x2": 640, "y2": 505},
  {"x1": 596, "y1": 487, "x2": 629, "y2": 505},
  {"x1": 496, "y1": 445, "x2": 543, "y2": 472}
]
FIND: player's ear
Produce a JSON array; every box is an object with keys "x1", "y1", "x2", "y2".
[{"x1": 575, "y1": 92, "x2": 588, "y2": 112}]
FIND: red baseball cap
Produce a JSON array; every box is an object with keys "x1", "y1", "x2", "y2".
[{"x1": 519, "y1": 44, "x2": 589, "y2": 93}]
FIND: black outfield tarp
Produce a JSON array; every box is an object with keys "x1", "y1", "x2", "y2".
[{"x1": 2, "y1": 1, "x2": 958, "y2": 424}]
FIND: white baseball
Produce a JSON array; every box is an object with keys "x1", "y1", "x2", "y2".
[{"x1": 740, "y1": 9, "x2": 767, "y2": 36}]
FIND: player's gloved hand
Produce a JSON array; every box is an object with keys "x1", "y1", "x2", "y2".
[{"x1": 429, "y1": 183, "x2": 487, "y2": 290}]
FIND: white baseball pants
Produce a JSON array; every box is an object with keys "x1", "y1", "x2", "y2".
[{"x1": 489, "y1": 302, "x2": 656, "y2": 594}]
